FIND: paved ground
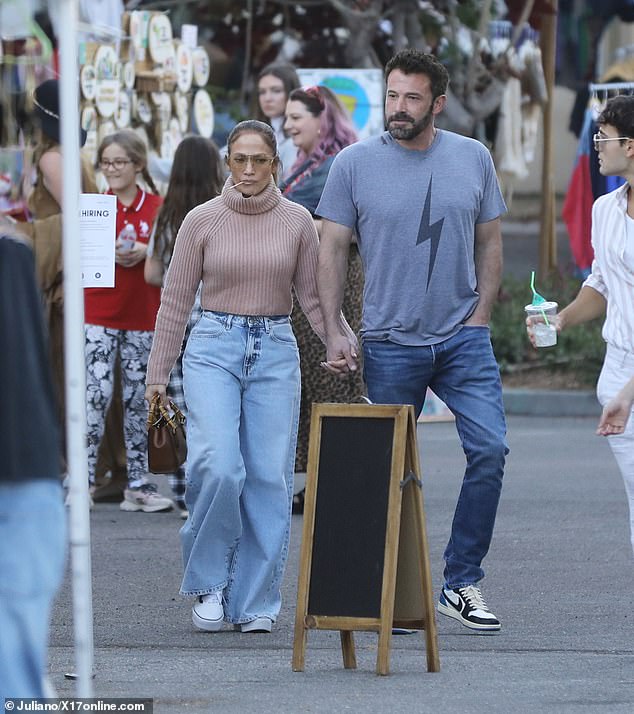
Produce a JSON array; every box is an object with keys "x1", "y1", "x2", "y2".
[{"x1": 48, "y1": 415, "x2": 634, "y2": 713}]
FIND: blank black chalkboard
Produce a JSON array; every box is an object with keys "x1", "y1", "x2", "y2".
[
  {"x1": 308, "y1": 416, "x2": 395, "y2": 618},
  {"x1": 293, "y1": 403, "x2": 440, "y2": 675}
]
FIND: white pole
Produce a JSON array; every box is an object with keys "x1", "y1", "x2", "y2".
[{"x1": 55, "y1": 0, "x2": 95, "y2": 697}]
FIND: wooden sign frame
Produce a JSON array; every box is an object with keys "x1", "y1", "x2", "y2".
[{"x1": 292, "y1": 403, "x2": 440, "y2": 676}]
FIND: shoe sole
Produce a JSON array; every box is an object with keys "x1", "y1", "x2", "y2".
[
  {"x1": 119, "y1": 501, "x2": 173, "y2": 513},
  {"x1": 437, "y1": 601, "x2": 501, "y2": 631},
  {"x1": 192, "y1": 610, "x2": 224, "y2": 632},
  {"x1": 239, "y1": 617, "x2": 272, "y2": 633}
]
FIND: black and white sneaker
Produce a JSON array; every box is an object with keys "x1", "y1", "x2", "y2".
[{"x1": 437, "y1": 585, "x2": 501, "y2": 631}]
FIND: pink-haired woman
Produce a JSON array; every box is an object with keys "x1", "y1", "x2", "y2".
[
  {"x1": 281, "y1": 85, "x2": 358, "y2": 215},
  {"x1": 281, "y1": 86, "x2": 364, "y2": 511}
]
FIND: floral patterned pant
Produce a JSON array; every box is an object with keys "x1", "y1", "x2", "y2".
[{"x1": 85, "y1": 324, "x2": 153, "y2": 486}]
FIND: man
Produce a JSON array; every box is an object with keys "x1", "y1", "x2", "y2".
[
  {"x1": 527, "y1": 95, "x2": 634, "y2": 557},
  {"x1": 0, "y1": 225, "x2": 66, "y2": 698},
  {"x1": 317, "y1": 49, "x2": 508, "y2": 631}
]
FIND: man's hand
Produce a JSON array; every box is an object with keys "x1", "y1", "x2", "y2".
[{"x1": 321, "y1": 333, "x2": 358, "y2": 376}]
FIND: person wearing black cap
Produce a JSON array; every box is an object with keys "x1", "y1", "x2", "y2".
[{"x1": 32, "y1": 77, "x2": 88, "y2": 148}]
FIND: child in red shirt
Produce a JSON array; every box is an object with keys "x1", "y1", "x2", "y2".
[{"x1": 85, "y1": 130, "x2": 172, "y2": 512}]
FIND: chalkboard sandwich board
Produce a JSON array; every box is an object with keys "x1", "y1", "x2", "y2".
[{"x1": 292, "y1": 403, "x2": 440, "y2": 676}]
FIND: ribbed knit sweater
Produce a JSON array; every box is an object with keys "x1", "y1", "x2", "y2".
[{"x1": 146, "y1": 178, "x2": 343, "y2": 385}]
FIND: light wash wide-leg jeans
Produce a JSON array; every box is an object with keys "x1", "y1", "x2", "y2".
[{"x1": 180, "y1": 311, "x2": 300, "y2": 625}]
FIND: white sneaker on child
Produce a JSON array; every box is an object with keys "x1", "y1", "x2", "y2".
[{"x1": 120, "y1": 483, "x2": 173, "y2": 512}]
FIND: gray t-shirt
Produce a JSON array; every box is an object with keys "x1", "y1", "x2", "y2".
[{"x1": 316, "y1": 130, "x2": 507, "y2": 345}]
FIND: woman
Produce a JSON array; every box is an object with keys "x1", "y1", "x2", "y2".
[
  {"x1": 281, "y1": 85, "x2": 358, "y2": 214},
  {"x1": 145, "y1": 120, "x2": 354, "y2": 633},
  {"x1": 144, "y1": 135, "x2": 225, "y2": 517},
  {"x1": 255, "y1": 62, "x2": 300, "y2": 180},
  {"x1": 84, "y1": 130, "x2": 172, "y2": 513},
  {"x1": 281, "y1": 86, "x2": 365, "y2": 509},
  {"x1": 26, "y1": 79, "x2": 96, "y2": 448}
]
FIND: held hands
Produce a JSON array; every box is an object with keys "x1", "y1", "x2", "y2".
[
  {"x1": 115, "y1": 240, "x2": 147, "y2": 267},
  {"x1": 321, "y1": 333, "x2": 359, "y2": 377}
]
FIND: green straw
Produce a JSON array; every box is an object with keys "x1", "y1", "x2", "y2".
[{"x1": 530, "y1": 271, "x2": 550, "y2": 326}]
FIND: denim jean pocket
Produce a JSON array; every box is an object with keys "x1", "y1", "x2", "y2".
[
  {"x1": 191, "y1": 313, "x2": 225, "y2": 338},
  {"x1": 269, "y1": 322, "x2": 296, "y2": 345}
]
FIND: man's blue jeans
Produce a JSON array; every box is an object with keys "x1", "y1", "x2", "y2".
[{"x1": 363, "y1": 325, "x2": 508, "y2": 588}]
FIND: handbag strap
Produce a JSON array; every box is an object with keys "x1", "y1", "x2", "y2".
[
  {"x1": 147, "y1": 394, "x2": 186, "y2": 432},
  {"x1": 147, "y1": 394, "x2": 161, "y2": 430}
]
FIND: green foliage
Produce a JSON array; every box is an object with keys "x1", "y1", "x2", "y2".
[
  {"x1": 207, "y1": 86, "x2": 245, "y2": 122},
  {"x1": 455, "y1": 1, "x2": 483, "y2": 29},
  {"x1": 490, "y1": 272, "x2": 605, "y2": 384}
]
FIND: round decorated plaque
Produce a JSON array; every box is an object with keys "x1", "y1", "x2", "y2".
[
  {"x1": 94, "y1": 45, "x2": 118, "y2": 81},
  {"x1": 81, "y1": 105, "x2": 99, "y2": 164},
  {"x1": 192, "y1": 47, "x2": 210, "y2": 87},
  {"x1": 192, "y1": 89, "x2": 214, "y2": 138},
  {"x1": 114, "y1": 91, "x2": 132, "y2": 129},
  {"x1": 80, "y1": 64, "x2": 97, "y2": 100},
  {"x1": 176, "y1": 43, "x2": 193, "y2": 93},
  {"x1": 148, "y1": 13, "x2": 174, "y2": 65},
  {"x1": 81, "y1": 104, "x2": 98, "y2": 133},
  {"x1": 122, "y1": 61, "x2": 135, "y2": 90},
  {"x1": 135, "y1": 95, "x2": 153, "y2": 125},
  {"x1": 129, "y1": 11, "x2": 148, "y2": 63},
  {"x1": 174, "y1": 92, "x2": 190, "y2": 133},
  {"x1": 94, "y1": 45, "x2": 120, "y2": 118}
]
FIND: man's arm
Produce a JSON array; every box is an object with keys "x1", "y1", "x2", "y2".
[
  {"x1": 318, "y1": 218, "x2": 357, "y2": 372},
  {"x1": 464, "y1": 218, "x2": 503, "y2": 325}
]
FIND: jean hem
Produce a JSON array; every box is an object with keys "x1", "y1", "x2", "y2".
[
  {"x1": 444, "y1": 580, "x2": 482, "y2": 590},
  {"x1": 226, "y1": 615, "x2": 277, "y2": 625},
  {"x1": 180, "y1": 583, "x2": 227, "y2": 598}
]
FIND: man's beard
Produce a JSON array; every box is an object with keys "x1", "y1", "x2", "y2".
[{"x1": 387, "y1": 107, "x2": 433, "y2": 140}]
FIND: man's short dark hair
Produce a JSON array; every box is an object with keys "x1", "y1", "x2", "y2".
[
  {"x1": 597, "y1": 95, "x2": 634, "y2": 138},
  {"x1": 385, "y1": 49, "x2": 450, "y2": 100}
]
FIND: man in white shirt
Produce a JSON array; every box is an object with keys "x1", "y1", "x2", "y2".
[{"x1": 528, "y1": 95, "x2": 634, "y2": 556}]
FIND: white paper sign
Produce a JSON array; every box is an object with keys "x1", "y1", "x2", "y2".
[
  {"x1": 80, "y1": 193, "x2": 116, "y2": 287},
  {"x1": 181, "y1": 24, "x2": 198, "y2": 49}
]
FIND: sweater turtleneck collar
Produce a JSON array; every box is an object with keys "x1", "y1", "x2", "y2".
[{"x1": 221, "y1": 176, "x2": 281, "y2": 215}]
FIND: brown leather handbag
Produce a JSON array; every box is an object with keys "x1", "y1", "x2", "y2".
[{"x1": 147, "y1": 395, "x2": 187, "y2": 474}]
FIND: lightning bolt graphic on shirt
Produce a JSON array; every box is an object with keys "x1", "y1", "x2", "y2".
[{"x1": 416, "y1": 176, "x2": 445, "y2": 291}]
